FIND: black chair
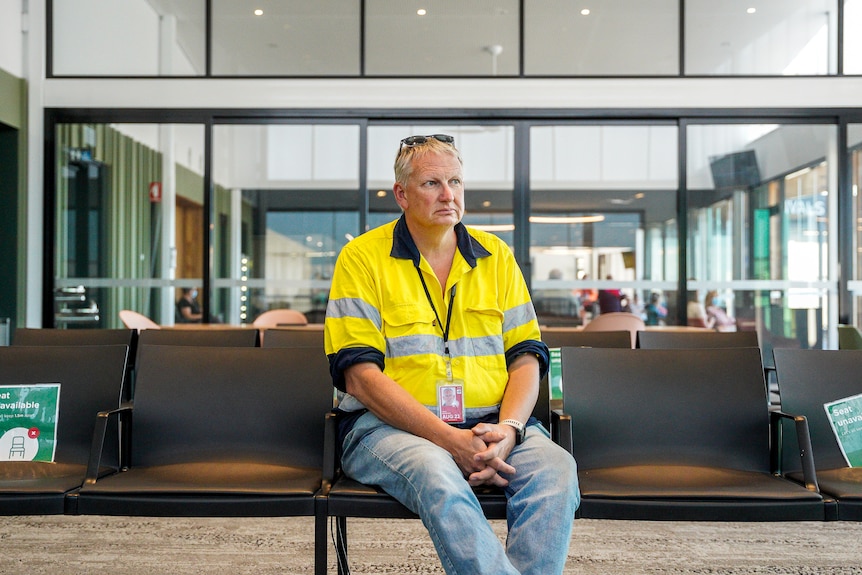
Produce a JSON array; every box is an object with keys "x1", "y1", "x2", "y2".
[
  {"x1": 137, "y1": 328, "x2": 260, "y2": 347},
  {"x1": 76, "y1": 345, "x2": 333, "y2": 573},
  {"x1": 543, "y1": 328, "x2": 632, "y2": 349},
  {"x1": 261, "y1": 327, "x2": 324, "y2": 348},
  {"x1": 540, "y1": 328, "x2": 632, "y2": 431},
  {"x1": 13, "y1": 327, "x2": 137, "y2": 348},
  {"x1": 0, "y1": 345, "x2": 129, "y2": 514},
  {"x1": 772, "y1": 349, "x2": 862, "y2": 520},
  {"x1": 633, "y1": 329, "x2": 782, "y2": 408},
  {"x1": 13, "y1": 328, "x2": 138, "y2": 403},
  {"x1": 635, "y1": 329, "x2": 759, "y2": 349},
  {"x1": 555, "y1": 347, "x2": 824, "y2": 521}
]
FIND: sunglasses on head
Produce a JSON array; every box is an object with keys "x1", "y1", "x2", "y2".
[{"x1": 399, "y1": 134, "x2": 455, "y2": 149}]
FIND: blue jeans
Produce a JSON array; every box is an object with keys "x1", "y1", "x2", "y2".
[{"x1": 341, "y1": 411, "x2": 580, "y2": 575}]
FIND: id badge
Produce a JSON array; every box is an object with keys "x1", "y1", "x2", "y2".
[{"x1": 437, "y1": 379, "x2": 465, "y2": 424}]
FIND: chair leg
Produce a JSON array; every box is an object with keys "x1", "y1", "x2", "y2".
[
  {"x1": 314, "y1": 497, "x2": 328, "y2": 575},
  {"x1": 335, "y1": 516, "x2": 349, "y2": 575}
]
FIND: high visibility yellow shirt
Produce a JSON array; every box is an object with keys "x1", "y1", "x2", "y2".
[{"x1": 324, "y1": 216, "x2": 548, "y2": 414}]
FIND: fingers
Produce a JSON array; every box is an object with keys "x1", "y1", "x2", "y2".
[
  {"x1": 475, "y1": 453, "x2": 515, "y2": 476},
  {"x1": 472, "y1": 425, "x2": 507, "y2": 444},
  {"x1": 467, "y1": 466, "x2": 509, "y2": 488}
]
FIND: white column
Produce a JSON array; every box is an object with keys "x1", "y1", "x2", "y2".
[
  {"x1": 158, "y1": 124, "x2": 177, "y2": 325},
  {"x1": 24, "y1": 0, "x2": 44, "y2": 327},
  {"x1": 229, "y1": 188, "x2": 243, "y2": 325}
]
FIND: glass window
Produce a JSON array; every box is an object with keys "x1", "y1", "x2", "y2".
[
  {"x1": 365, "y1": 0, "x2": 520, "y2": 76},
  {"x1": 529, "y1": 124, "x2": 679, "y2": 327},
  {"x1": 212, "y1": 124, "x2": 361, "y2": 324},
  {"x1": 211, "y1": 0, "x2": 360, "y2": 76},
  {"x1": 687, "y1": 123, "x2": 837, "y2": 352},
  {"x1": 524, "y1": 0, "x2": 678, "y2": 76},
  {"x1": 685, "y1": 0, "x2": 837, "y2": 75},
  {"x1": 846, "y1": 0, "x2": 862, "y2": 74},
  {"x1": 54, "y1": 123, "x2": 205, "y2": 328},
  {"x1": 52, "y1": 0, "x2": 205, "y2": 76}
]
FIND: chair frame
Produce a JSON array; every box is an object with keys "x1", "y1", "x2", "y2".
[
  {"x1": 553, "y1": 346, "x2": 824, "y2": 521},
  {"x1": 77, "y1": 345, "x2": 333, "y2": 574},
  {"x1": 772, "y1": 348, "x2": 862, "y2": 520},
  {"x1": 0, "y1": 345, "x2": 129, "y2": 515}
]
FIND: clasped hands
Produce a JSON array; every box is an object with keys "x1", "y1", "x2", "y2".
[{"x1": 452, "y1": 422, "x2": 517, "y2": 488}]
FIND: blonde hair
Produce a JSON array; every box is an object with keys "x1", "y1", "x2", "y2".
[{"x1": 394, "y1": 137, "x2": 462, "y2": 186}]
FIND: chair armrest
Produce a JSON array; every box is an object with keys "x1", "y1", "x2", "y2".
[
  {"x1": 770, "y1": 410, "x2": 819, "y2": 493},
  {"x1": 84, "y1": 405, "x2": 132, "y2": 485},
  {"x1": 322, "y1": 410, "x2": 341, "y2": 492},
  {"x1": 551, "y1": 409, "x2": 573, "y2": 456}
]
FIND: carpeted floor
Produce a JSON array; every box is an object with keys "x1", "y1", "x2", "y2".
[{"x1": 1, "y1": 515, "x2": 861, "y2": 574}]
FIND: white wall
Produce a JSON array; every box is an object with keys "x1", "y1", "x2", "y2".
[{"x1": 0, "y1": 0, "x2": 23, "y2": 77}]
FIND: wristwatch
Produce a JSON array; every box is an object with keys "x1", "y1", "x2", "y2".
[{"x1": 501, "y1": 419, "x2": 526, "y2": 445}]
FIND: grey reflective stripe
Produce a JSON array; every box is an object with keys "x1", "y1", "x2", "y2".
[
  {"x1": 327, "y1": 297, "x2": 382, "y2": 330},
  {"x1": 386, "y1": 333, "x2": 442, "y2": 358},
  {"x1": 386, "y1": 333, "x2": 504, "y2": 359},
  {"x1": 503, "y1": 301, "x2": 537, "y2": 333},
  {"x1": 449, "y1": 334, "x2": 504, "y2": 357}
]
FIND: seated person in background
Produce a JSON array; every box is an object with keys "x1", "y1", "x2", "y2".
[
  {"x1": 324, "y1": 134, "x2": 580, "y2": 574},
  {"x1": 686, "y1": 289, "x2": 714, "y2": 329},
  {"x1": 644, "y1": 292, "x2": 668, "y2": 326},
  {"x1": 535, "y1": 268, "x2": 581, "y2": 318},
  {"x1": 175, "y1": 288, "x2": 203, "y2": 323},
  {"x1": 705, "y1": 290, "x2": 737, "y2": 331},
  {"x1": 597, "y1": 275, "x2": 623, "y2": 314}
]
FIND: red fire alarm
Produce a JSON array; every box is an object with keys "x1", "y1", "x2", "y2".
[{"x1": 149, "y1": 182, "x2": 162, "y2": 203}]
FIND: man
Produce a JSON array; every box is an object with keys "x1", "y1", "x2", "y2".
[
  {"x1": 175, "y1": 287, "x2": 203, "y2": 323},
  {"x1": 324, "y1": 134, "x2": 579, "y2": 575}
]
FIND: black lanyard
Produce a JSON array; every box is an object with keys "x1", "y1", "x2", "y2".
[{"x1": 416, "y1": 267, "x2": 457, "y2": 356}]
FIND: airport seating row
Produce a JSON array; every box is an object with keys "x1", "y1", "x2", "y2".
[{"x1": 0, "y1": 328, "x2": 860, "y2": 575}]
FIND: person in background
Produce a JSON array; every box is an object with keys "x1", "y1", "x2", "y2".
[
  {"x1": 534, "y1": 268, "x2": 581, "y2": 319},
  {"x1": 175, "y1": 287, "x2": 203, "y2": 323},
  {"x1": 705, "y1": 290, "x2": 737, "y2": 331},
  {"x1": 324, "y1": 133, "x2": 579, "y2": 575},
  {"x1": 644, "y1": 292, "x2": 668, "y2": 326},
  {"x1": 597, "y1": 275, "x2": 623, "y2": 314},
  {"x1": 686, "y1": 288, "x2": 714, "y2": 329}
]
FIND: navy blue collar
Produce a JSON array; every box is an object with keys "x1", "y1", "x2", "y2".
[{"x1": 390, "y1": 215, "x2": 491, "y2": 268}]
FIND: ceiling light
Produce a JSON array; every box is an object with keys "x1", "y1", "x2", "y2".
[
  {"x1": 482, "y1": 200, "x2": 492, "y2": 207},
  {"x1": 580, "y1": 8, "x2": 590, "y2": 16},
  {"x1": 746, "y1": 7, "x2": 756, "y2": 14},
  {"x1": 254, "y1": 9, "x2": 263, "y2": 16},
  {"x1": 376, "y1": 190, "x2": 387, "y2": 198},
  {"x1": 417, "y1": 8, "x2": 427, "y2": 16}
]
